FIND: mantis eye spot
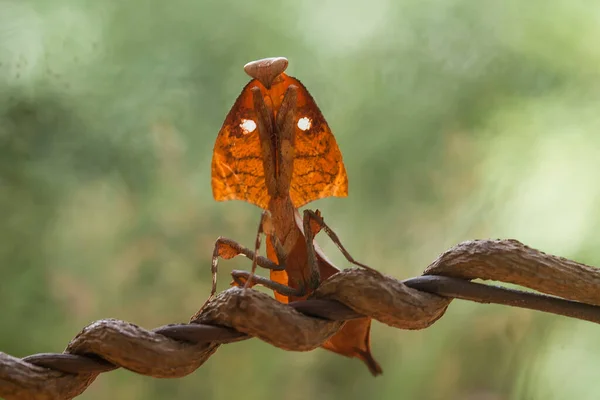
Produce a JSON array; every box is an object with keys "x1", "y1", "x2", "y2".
[
  {"x1": 297, "y1": 117, "x2": 311, "y2": 131},
  {"x1": 239, "y1": 119, "x2": 257, "y2": 134}
]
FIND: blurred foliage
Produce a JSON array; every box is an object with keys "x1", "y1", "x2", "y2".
[{"x1": 1, "y1": 0, "x2": 600, "y2": 399}]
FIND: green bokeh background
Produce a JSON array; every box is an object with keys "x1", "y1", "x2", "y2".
[{"x1": 2, "y1": 0, "x2": 600, "y2": 399}]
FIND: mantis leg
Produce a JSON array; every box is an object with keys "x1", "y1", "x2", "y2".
[
  {"x1": 303, "y1": 209, "x2": 379, "y2": 291},
  {"x1": 243, "y1": 210, "x2": 286, "y2": 289},
  {"x1": 237, "y1": 210, "x2": 306, "y2": 297},
  {"x1": 198, "y1": 236, "x2": 282, "y2": 310},
  {"x1": 231, "y1": 270, "x2": 305, "y2": 297},
  {"x1": 200, "y1": 211, "x2": 301, "y2": 310}
]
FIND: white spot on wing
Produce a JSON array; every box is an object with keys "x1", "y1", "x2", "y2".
[
  {"x1": 240, "y1": 119, "x2": 257, "y2": 134},
  {"x1": 297, "y1": 117, "x2": 311, "y2": 131}
]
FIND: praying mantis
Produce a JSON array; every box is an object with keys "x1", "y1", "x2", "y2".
[{"x1": 206, "y1": 57, "x2": 382, "y2": 375}]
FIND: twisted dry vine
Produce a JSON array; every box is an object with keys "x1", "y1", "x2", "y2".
[{"x1": 2, "y1": 239, "x2": 600, "y2": 400}]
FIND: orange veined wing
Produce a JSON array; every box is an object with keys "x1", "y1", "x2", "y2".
[
  {"x1": 284, "y1": 75, "x2": 348, "y2": 207},
  {"x1": 211, "y1": 79, "x2": 270, "y2": 209},
  {"x1": 211, "y1": 73, "x2": 348, "y2": 209}
]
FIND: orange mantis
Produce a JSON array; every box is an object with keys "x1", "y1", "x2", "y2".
[{"x1": 207, "y1": 57, "x2": 381, "y2": 375}]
